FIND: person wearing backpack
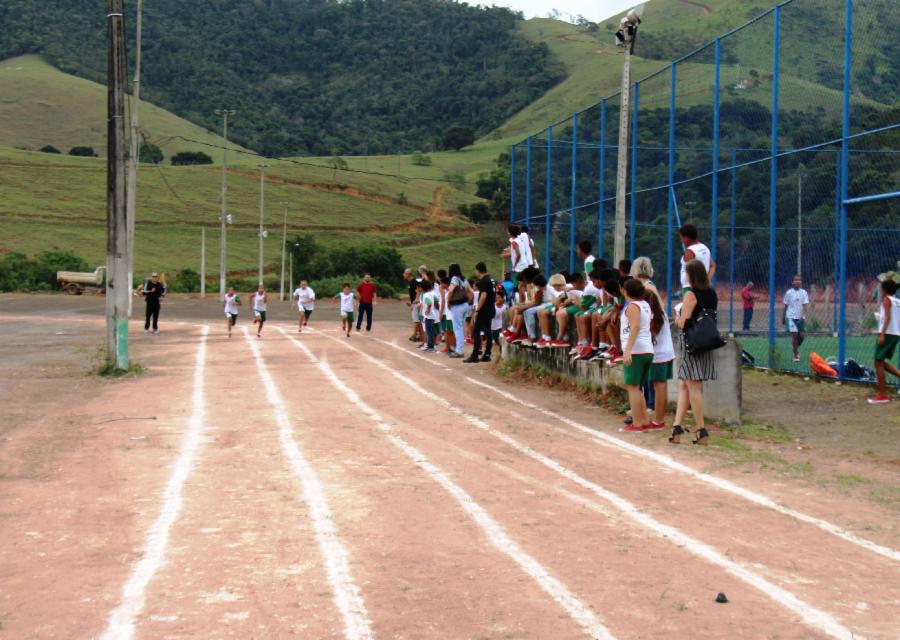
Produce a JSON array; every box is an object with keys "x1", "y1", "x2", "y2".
[
  {"x1": 446, "y1": 263, "x2": 472, "y2": 359},
  {"x1": 671, "y1": 259, "x2": 718, "y2": 446}
]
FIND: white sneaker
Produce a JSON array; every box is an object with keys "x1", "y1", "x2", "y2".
[{"x1": 521, "y1": 339, "x2": 533, "y2": 347}]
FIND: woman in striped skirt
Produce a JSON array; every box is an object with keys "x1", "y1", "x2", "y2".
[{"x1": 670, "y1": 259, "x2": 717, "y2": 445}]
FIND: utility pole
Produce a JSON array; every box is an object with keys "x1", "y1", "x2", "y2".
[
  {"x1": 125, "y1": 0, "x2": 142, "y2": 317},
  {"x1": 215, "y1": 109, "x2": 235, "y2": 300},
  {"x1": 106, "y1": 0, "x2": 129, "y2": 370},
  {"x1": 279, "y1": 201, "x2": 288, "y2": 301},
  {"x1": 257, "y1": 163, "x2": 269, "y2": 283},
  {"x1": 797, "y1": 166, "x2": 804, "y2": 278},
  {"x1": 200, "y1": 227, "x2": 206, "y2": 298},
  {"x1": 613, "y1": 6, "x2": 646, "y2": 265}
]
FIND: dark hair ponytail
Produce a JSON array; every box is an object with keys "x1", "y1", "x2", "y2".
[{"x1": 645, "y1": 290, "x2": 665, "y2": 335}]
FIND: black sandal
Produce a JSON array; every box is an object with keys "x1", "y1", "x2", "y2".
[
  {"x1": 693, "y1": 428, "x2": 709, "y2": 446},
  {"x1": 669, "y1": 426, "x2": 685, "y2": 444}
]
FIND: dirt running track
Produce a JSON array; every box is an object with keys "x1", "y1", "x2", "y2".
[{"x1": 1, "y1": 296, "x2": 898, "y2": 639}]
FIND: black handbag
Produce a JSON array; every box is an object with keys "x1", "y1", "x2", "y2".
[{"x1": 684, "y1": 291, "x2": 726, "y2": 354}]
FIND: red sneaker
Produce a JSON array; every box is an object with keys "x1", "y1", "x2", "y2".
[
  {"x1": 510, "y1": 333, "x2": 527, "y2": 344},
  {"x1": 867, "y1": 395, "x2": 891, "y2": 405},
  {"x1": 552, "y1": 339, "x2": 570, "y2": 348},
  {"x1": 576, "y1": 345, "x2": 594, "y2": 360},
  {"x1": 535, "y1": 338, "x2": 551, "y2": 348},
  {"x1": 645, "y1": 422, "x2": 665, "y2": 430},
  {"x1": 624, "y1": 423, "x2": 648, "y2": 432}
]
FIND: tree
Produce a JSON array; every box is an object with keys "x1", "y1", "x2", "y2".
[
  {"x1": 39, "y1": 145, "x2": 61, "y2": 154},
  {"x1": 410, "y1": 151, "x2": 432, "y2": 166},
  {"x1": 467, "y1": 202, "x2": 491, "y2": 224},
  {"x1": 329, "y1": 154, "x2": 349, "y2": 179},
  {"x1": 139, "y1": 142, "x2": 164, "y2": 164},
  {"x1": 171, "y1": 151, "x2": 213, "y2": 166},
  {"x1": 69, "y1": 146, "x2": 97, "y2": 157},
  {"x1": 442, "y1": 125, "x2": 475, "y2": 151}
]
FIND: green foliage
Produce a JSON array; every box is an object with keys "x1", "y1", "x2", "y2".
[
  {"x1": 443, "y1": 171, "x2": 466, "y2": 191},
  {"x1": 68, "y1": 146, "x2": 96, "y2": 157},
  {"x1": 410, "y1": 151, "x2": 432, "y2": 166},
  {"x1": 0, "y1": 0, "x2": 564, "y2": 156},
  {"x1": 170, "y1": 151, "x2": 213, "y2": 166},
  {"x1": 139, "y1": 142, "x2": 164, "y2": 165},
  {"x1": 465, "y1": 203, "x2": 492, "y2": 224},
  {"x1": 329, "y1": 155, "x2": 349, "y2": 178},
  {"x1": 310, "y1": 274, "x2": 400, "y2": 300},
  {"x1": 476, "y1": 152, "x2": 511, "y2": 219},
  {"x1": 39, "y1": 145, "x2": 60, "y2": 154},
  {"x1": 397, "y1": 192, "x2": 408, "y2": 205},
  {"x1": 0, "y1": 250, "x2": 88, "y2": 291},
  {"x1": 169, "y1": 268, "x2": 200, "y2": 293},
  {"x1": 288, "y1": 234, "x2": 405, "y2": 290},
  {"x1": 442, "y1": 125, "x2": 476, "y2": 151}
]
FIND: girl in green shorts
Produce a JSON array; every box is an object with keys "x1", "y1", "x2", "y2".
[{"x1": 621, "y1": 278, "x2": 662, "y2": 432}]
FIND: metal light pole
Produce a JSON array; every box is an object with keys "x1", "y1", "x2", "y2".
[
  {"x1": 215, "y1": 108, "x2": 235, "y2": 300},
  {"x1": 279, "y1": 201, "x2": 288, "y2": 301},
  {"x1": 125, "y1": 0, "x2": 142, "y2": 316},
  {"x1": 257, "y1": 163, "x2": 269, "y2": 283},
  {"x1": 613, "y1": 4, "x2": 648, "y2": 265}
]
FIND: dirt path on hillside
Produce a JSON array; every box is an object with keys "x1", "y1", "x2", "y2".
[{"x1": 678, "y1": 0, "x2": 714, "y2": 16}]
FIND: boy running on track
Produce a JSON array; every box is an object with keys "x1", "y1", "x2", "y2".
[
  {"x1": 223, "y1": 287, "x2": 241, "y2": 338},
  {"x1": 293, "y1": 279, "x2": 316, "y2": 332},
  {"x1": 334, "y1": 283, "x2": 357, "y2": 338},
  {"x1": 869, "y1": 279, "x2": 900, "y2": 404},
  {"x1": 783, "y1": 275, "x2": 810, "y2": 363},
  {"x1": 251, "y1": 283, "x2": 268, "y2": 338}
]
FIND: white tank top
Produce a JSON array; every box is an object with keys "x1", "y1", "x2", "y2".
[
  {"x1": 512, "y1": 233, "x2": 533, "y2": 272},
  {"x1": 252, "y1": 292, "x2": 267, "y2": 311},
  {"x1": 621, "y1": 299, "x2": 654, "y2": 355},
  {"x1": 880, "y1": 295, "x2": 900, "y2": 335},
  {"x1": 653, "y1": 313, "x2": 676, "y2": 363},
  {"x1": 680, "y1": 242, "x2": 711, "y2": 287}
]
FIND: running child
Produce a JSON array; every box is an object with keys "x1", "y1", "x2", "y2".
[
  {"x1": 250, "y1": 283, "x2": 268, "y2": 338},
  {"x1": 223, "y1": 287, "x2": 241, "y2": 338},
  {"x1": 292, "y1": 279, "x2": 316, "y2": 333},
  {"x1": 334, "y1": 283, "x2": 357, "y2": 338},
  {"x1": 869, "y1": 279, "x2": 900, "y2": 404}
]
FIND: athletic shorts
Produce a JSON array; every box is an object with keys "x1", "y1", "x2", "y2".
[
  {"x1": 301, "y1": 308, "x2": 313, "y2": 319},
  {"x1": 342, "y1": 311, "x2": 355, "y2": 322},
  {"x1": 575, "y1": 305, "x2": 598, "y2": 318},
  {"x1": 875, "y1": 334, "x2": 900, "y2": 361},
  {"x1": 431, "y1": 321, "x2": 442, "y2": 336},
  {"x1": 226, "y1": 312, "x2": 238, "y2": 325},
  {"x1": 623, "y1": 353, "x2": 654, "y2": 386},
  {"x1": 442, "y1": 318, "x2": 453, "y2": 332},
  {"x1": 565, "y1": 304, "x2": 580, "y2": 316},
  {"x1": 254, "y1": 310, "x2": 267, "y2": 322},
  {"x1": 648, "y1": 360, "x2": 674, "y2": 382},
  {"x1": 788, "y1": 318, "x2": 805, "y2": 333}
]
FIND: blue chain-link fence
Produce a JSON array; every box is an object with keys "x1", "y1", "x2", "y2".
[{"x1": 509, "y1": 0, "x2": 900, "y2": 382}]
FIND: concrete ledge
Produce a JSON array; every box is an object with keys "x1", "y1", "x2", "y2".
[{"x1": 501, "y1": 337, "x2": 742, "y2": 424}]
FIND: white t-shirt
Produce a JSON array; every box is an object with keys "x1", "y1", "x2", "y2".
[
  {"x1": 421, "y1": 291, "x2": 441, "y2": 321},
  {"x1": 491, "y1": 303, "x2": 507, "y2": 331},
  {"x1": 584, "y1": 254, "x2": 596, "y2": 277},
  {"x1": 783, "y1": 288, "x2": 809, "y2": 320},
  {"x1": 251, "y1": 292, "x2": 267, "y2": 312},
  {"x1": 294, "y1": 286, "x2": 316, "y2": 311},
  {"x1": 223, "y1": 294, "x2": 239, "y2": 315},
  {"x1": 880, "y1": 295, "x2": 900, "y2": 335},
  {"x1": 442, "y1": 289, "x2": 452, "y2": 320},
  {"x1": 582, "y1": 283, "x2": 602, "y2": 303},
  {"x1": 511, "y1": 233, "x2": 533, "y2": 272},
  {"x1": 653, "y1": 313, "x2": 676, "y2": 363},
  {"x1": 680, "y1": 242, "x2": 711, "y2": 287},
  {"x1": 339, "y1": 291, "x2": 355, "y2": 313},
  {"x1": 621, "y1": 299, "x2": 654, "y2": 355}
]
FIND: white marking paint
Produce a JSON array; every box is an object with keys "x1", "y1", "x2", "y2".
[
  {"x1": 376, "y1": 335, "x2": 900, "y2": 565},
  {"x1": 244, "y1": 328, "x2": 373, "y2": 640},
  {"x1": 317, "y1": 329, "x2": 860, "y2": 640},
  {"x1": 276, "y1": 328, "x2": 612, "y2": 640},
  {"x1": 100, "y1": 325, "x2": 210, "y2": 640}
]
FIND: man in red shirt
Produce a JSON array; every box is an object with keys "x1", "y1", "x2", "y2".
[
  {"x1": 741, "y1": 281, "x2": 756, "y2": 331},
  {"x1": 356, "y1": 273, "x2": 377, "y2": 332}
]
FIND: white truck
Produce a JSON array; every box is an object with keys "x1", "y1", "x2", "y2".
[{"x1": 56, "y1": 266, "x2": 107, "y2": 295}]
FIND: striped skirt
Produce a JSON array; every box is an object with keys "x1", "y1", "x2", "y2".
[{"x1": 677, "y1": 331, "x2": 717, "y2": 381}]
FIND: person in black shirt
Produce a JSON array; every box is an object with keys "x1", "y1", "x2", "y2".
[
  {"x1": 403, "y1": 268, "x2": 421, "y2": 342},
  {"x1": 143, "y1": 272, "x2": 166, "y2": 334},
  {"x1": 465, "y1": 262, "x2": 496, "y2": 363}
]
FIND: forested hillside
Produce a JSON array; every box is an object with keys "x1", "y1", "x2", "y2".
[{"x1": 0, "y1": 0, "x2": 565, "y2": 156}]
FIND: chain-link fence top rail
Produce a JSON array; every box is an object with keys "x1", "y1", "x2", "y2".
[{"x1": 509, "y1": 0, "x2": 900, "y2": 381}]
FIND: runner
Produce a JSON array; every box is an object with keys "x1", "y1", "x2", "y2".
[
  {"x1": 142, "y1": 272, "x2": 166, "y2": 335},
  {"x1": 292, "y1": 279, "x2": 316, "y2": 333},
  {"x1": 250, "y1": 283, "x2": 268, "y2": 338},
  {"x1": 869, "y1": 279, "x2": 900, "y2": 404},
  {"x1": 223, "y1": 286, "x2": 241, "y2": 338},
  {"x1": 334, "y1": 283, "x2": 357, "y2": 338},
  {"x1": 783, "y1": 275, "x2": 810, "y2": 363},
  {"x1": 356, "y1": 273, "x2": 377, "y2": 333}
]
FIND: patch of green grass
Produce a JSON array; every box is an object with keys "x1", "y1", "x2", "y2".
[
  {"x1": 834, "y1": 473, "x2": 872, "y2": 488},
  {"x1": 868, "y1": 485, "x2": 900, "y2": 512},
  {"x1": 94, "y1": 360, "x2": 146, "y2": 378},
  {"x1": 720, "y1": 418, "x2": 793, "y2": 443}
]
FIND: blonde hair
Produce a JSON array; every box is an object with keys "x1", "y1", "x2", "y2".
[
  {"x1": 630, "y1": 256, "x2": 654, "y2": 280},
  {"x1": 548, "y1": 273, "x2": 567, "y2": 287}
]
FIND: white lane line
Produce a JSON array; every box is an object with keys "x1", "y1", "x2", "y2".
[
  {"x1": 388, "y1": 339, "x2": 450, "y2": 370},
  {"x1": 374, "y1": 335, "x2": 900, "y2": 565},
  {"x1": 100, "y1": 325, "x2": 210, "y2": 640},
  {"x1": 315, "y1": 329, "x2": 860, "y2": 640},
  {"x1": 275, "y1": 327, "x2": 613, "y2": 640},
  {"x1": 243, "y1": 328, "x2": 373, "y2": 640}
]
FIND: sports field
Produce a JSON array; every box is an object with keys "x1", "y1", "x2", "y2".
[{"x1": 1, "y1": 295, "x2": 898, "y2": 639}]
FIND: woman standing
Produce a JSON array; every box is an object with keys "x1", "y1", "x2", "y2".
[
  {"x1": 671, "y1": 260, "x2": 717, "y2": 445},
  {"x1": 446, "y1": 263, "x2": 471, "y2": 359}
]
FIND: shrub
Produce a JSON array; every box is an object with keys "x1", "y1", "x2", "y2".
[
  {"x1": 0, "y1": 250, "x2": 88, "y2": 291},
  {"x1": 442, "y1": 125, "x2": 475, "y2": 150},
  {"x1": 39, "y1": 145, "x2": 61, "y2": 154},
  {"x1": 169, "y1": 268, "x2": 201, "y2": 293},
  {"x1": 139, "y1": 142, "x2": 164, "y2": 164},
  {"x1": 410, "y1": 151, "x2": 432, "y2": 166},
  {"x1": 69, "y1": 146, "x2": 97, "y2": 157},
  {"x1": 171, "y1": 151, "x2": 213, "y2": 166}
]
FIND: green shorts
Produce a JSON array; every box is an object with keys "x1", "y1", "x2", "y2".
[
  {"x1": 575, "y1": 305, "x2": 598, "y2": 318},
  {"x1": 431, "y1": 321, "x2": 442, "y2": 336},
  {"x1": 565, "y1": 304, "x2": 580, "y2": 316},
  {"x1": 441, "y1": 318, "x2": 453, "y2": 332},
  {"x1": 342, "y1": 311, "x2": 354, "y2": 322},
  {"x1": 254, "y1": 310, "x2": 267, "y2": 322},
  {"x1": 875, "y1": 334, "x2": 899, "y2": 361},
  {"x1": 648, "y1": 360, "x2": 674, "y2": 382},
  {"x1": 623, "y1": 353, "x2": 654, "y2": 386}
]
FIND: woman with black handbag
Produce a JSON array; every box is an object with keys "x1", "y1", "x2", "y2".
[{"x1": 670, "y1": 260, "x2": 719, "y2": 445}]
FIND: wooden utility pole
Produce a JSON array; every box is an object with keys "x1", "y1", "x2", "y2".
[
  {"x1": 126, "y1": 0, "x2": 142, "y2": 316},
  {"x1": 107, "y1": 0, "x2": 129, "y2": 369},
  {"x1": 215, "y1": 109, "x2": 235, "y2": 300}
]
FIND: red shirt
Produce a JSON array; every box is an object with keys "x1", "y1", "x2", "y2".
[
  {"x1": 741, "y1": 287, "x2": 754, "y2": 310},
  {"x1": 357, "y1": 281, "x2": 376, "y2": 304}
]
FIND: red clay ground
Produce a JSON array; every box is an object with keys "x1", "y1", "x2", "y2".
[{"x1": 1, "y1": 294, "x2": 898, "y2": 639}]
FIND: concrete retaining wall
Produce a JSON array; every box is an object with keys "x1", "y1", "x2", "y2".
[{"x1": 501, "y1": 337, "x2": 742, "y2": 424}]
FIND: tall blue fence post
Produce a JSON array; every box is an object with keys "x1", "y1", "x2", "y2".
[
  {"x1": 629, "y1": 82, "x2": 639, "y2": 261},
  {"x1": 545, "y1": 126, "x2": 553, "y2": 275},
  {"x1": 767, "y1": 6, "x2": 781, "y2": 370},
  {"x1": 833, "y1": 152, "x2": 840, "y2": 333},
  {"x1": 837, "y1": 0, "x2": 853, "y2": 380},
  {"x1": 569, "y1": 113, "x2": 578, "y2": 274},
  {"x1": 729, "y1": 147, "x2": 737, "y2": 335},
  {"x1": 711, "y1": 38, "x2": 721, "y2": 281},
  {"x1": 666, "y1": 64, "x2": 677, "y2": 315},
  {"x1": 510, "y1": 145, "x2": 517, "y2": 223},
  {"x1": 525, "y1": 137, "x2": 532, "y2": 228},
  {"x1": 598, "y1": 99, "x2": 606, "y2": 259}
]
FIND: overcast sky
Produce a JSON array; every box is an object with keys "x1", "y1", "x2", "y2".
[{"x1": 495, "y1": 0, "x2": 640, "y2": 22}]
